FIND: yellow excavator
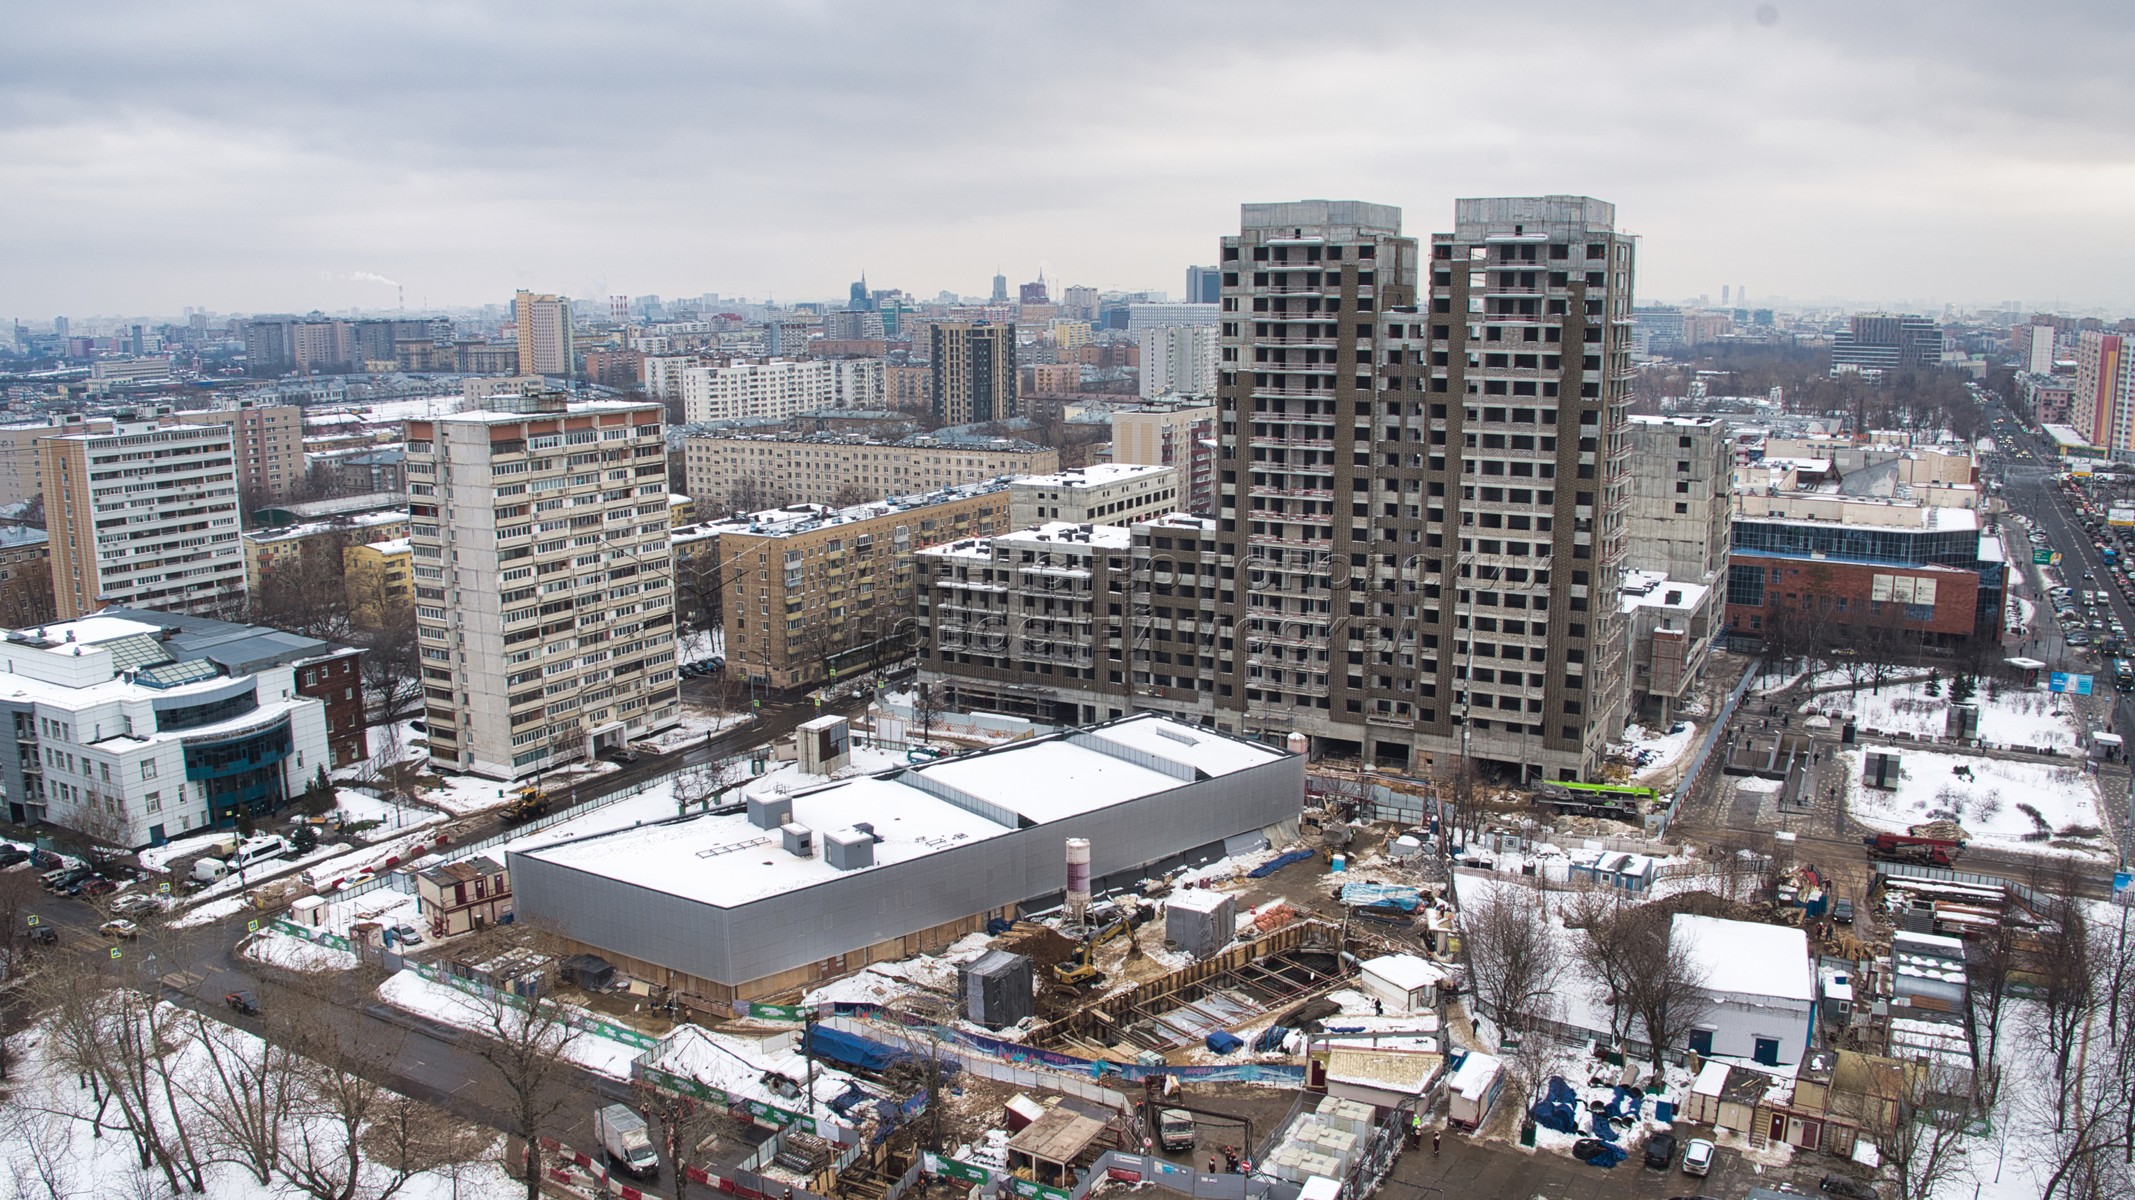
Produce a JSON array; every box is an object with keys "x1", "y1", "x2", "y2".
[{"x1": 1052, "y1": 914, "x2": 1137, "y2": 988}]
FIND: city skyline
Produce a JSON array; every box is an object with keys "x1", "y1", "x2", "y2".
[{"x1": 5, "y1": 2, "x2": 2134, "y2": 315}]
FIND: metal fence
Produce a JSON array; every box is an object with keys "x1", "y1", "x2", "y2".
[{"x1": 1654, "y1": 657, "x2": 1762, "y2": 838}]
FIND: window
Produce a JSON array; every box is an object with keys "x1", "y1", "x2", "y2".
[{"x1": 140, "y1": 760, "x2": 157, "y2": 780}]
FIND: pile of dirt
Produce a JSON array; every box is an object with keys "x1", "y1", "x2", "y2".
[
  {"x1": 998, "y1": 926, "x2": 1079, "y2": 970},
  {"x1": 1908, "y1": 819, "x2": 1970, "y2": 842}
]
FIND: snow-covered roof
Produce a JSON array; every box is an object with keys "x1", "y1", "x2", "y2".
[
  {"x1": 519, "y1": 713, "x2": 1289, "y2": 908},
  {"x1": 1448, "y1": 1051, "x2": 1501, "y2": 1098},
  {"x1": 1672, "y1": 914, "x2": 1813, "y2": 1002},
  {"x1": 1011, "y1": 463, "x2": 1172, "y2": 489},
  {"x1": 1359, "y1": 954, "x2": 1447, "y2": 993},
  {"x1": 1692, "y1": 1059, "x2": 1730, "y2": 1097}
]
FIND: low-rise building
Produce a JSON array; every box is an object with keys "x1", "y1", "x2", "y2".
[
  {"x1": 242, "y1": 509, "x2": 412, "y2": 597},
  {"x1": 1007, "y1": 463, "x2": 1179, "y2": 528},
  {"x1": 1725, "y1": 496, "x2": 2003, "y2": 647},
  {"x1": 1675, "y1": 914, "x2": 1815, "y2": 1068},
  {"x1": 414, "y1": 856, "x2": 513, "y2": 937},
  {"x1": 507, "y1": 713, "x2": 1300, "y2": 1003},
  {"x1": 0, "y1": 613, "x2": 338, "y2": 846},
  {"x1": 343, "y1": 538, "x2": 413, "y2": 629}
]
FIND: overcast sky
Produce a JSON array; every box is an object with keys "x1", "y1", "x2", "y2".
[{"x1": 6, "y1": 1, "x2": 2133, "y2": 321}]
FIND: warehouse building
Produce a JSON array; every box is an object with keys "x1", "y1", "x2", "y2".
[{"x1": 509, "y1": 713, "x2": 1301, "y2": 1003}]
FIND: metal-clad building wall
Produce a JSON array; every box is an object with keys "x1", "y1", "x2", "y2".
[{"x1": 508, "y1": 752, "x2": 1302, "y2": 989}]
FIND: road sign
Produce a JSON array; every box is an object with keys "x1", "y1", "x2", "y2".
[
  {"x1": 109, "y1": 947, "x2": 122, "y2": 960},
  {"x1": 2050, "y1": 672, "x2": 2095, "y2": 695},
  {"x1": 2053, "y1": 552, "x2": 2065, "y2": 565},
  {"x1": 2035, "y1": 548, "x2": 2055, "y2": 564},
  {"x1": 246, "y1": 919, "x2": 259, "y2": 933},
  {"x1": 26, "y1": 914, "x2": 37, "y2": 926}
]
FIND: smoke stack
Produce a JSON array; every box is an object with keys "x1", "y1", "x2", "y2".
[{"x1": 1065, "y1": 838, "x2": 1091, "y2": 925}]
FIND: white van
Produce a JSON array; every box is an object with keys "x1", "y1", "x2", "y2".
[
  {"x1": 230, "y1": 835, "x2": 291, "y2": 872},
  {"x1": 191, "y1": 857, "x2": 229, "y2": 883}
]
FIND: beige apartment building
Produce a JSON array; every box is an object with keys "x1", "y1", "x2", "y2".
[
  {"x1": 1007, "y1": 463, "x2": 1180, "y2": 528},
  {"x1": 513, "y1": 291, "x2": 576, "y2": 378},
  {"x1": 0, "y1": 415, "x2": 115, "y2": 507},
  {"x1": 681, "y1": 432, "x2": 1057, "y2": 512},
  {"x1": 1111, "y1": 403, "x2": 1217, "y2": 516},
  {"x1": 174, "y1": 401, "x2": 304, "y2": 501},
  {"x1": 707, "y1": 480, "x2": 1013, "y2": 689},
  {"x1": 41, "y1": 414, "x2": 247, "y2": 619},
  {"x1": 407, "y1": 395, "x2": 678, "y2": 779}
]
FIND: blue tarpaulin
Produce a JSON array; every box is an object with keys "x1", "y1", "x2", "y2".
[
  {"x1": 1248, "y1": 850, "x2": 1316, "y2": 878},
  {"x1": 1338, "y1": 883, "x2": 1421, "y2": 911},
  {"x1": 1252, "y1": 1025, "x2": 1291, "y2": 1053},
  {"x1": 1583, "y1": 1143, "x2": 1627, "y2": 1169},
  {"x1": 1530, "y1": 1076, "x2": 1580, "y2": 1135},
  {"x1": 1605, "y1": 1086, "x2": 1644, "y2": 1124},
  {"x1": 1204, "y1": 1031, "x2": 1244, "y2": 1055},
  {"x1": 804, "y1": 1026, "x2": 959, "y2": 1078}
]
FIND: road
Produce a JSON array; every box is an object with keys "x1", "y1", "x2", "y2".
[{"x1": 11, "y1": 685, "x2": 883, "y2": 1190}]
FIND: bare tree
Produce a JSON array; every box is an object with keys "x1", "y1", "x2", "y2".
[
  {"x1": 0, "y1": 869, "x2": 44, "y2": 1082},
  {"x1": 358, "y1": 609, "x2": 422, "y2": 723},
  {"x1": 0, "y1": 1104, "x2": 80, "y2": 1200},
  {"x1": 1618, "y1": 908, "x2": 1713, "y2": 1077},
  {"x1": 182, "y1": 1008, "x2": 299, "y2": 1187},
  {"x1": 911, "y1": 680, "x2": 942, "y2": 742},
  {"x1": 1563, "y1": 885, "x2": 1639, "y2": 1047},
  {"x1": 1461, "y1": 880, "x2": 1563, "y2": 1042},
  {"x1": 1964, "y1": 920, "x2": 2019, "y2": 1097},
  {"x1": 449, "y1": 930, "x2": 585, "y2": 1200},
  {"x1": 1878, "y1": 1060, "x2": 1975, "y2": 1200},
  {"x1": 2025, "y1": 896, "x2": 2097, "y2": 1131}
]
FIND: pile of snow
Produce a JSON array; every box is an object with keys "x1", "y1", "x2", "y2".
[
  {"x1": 1841, "y1": 748, "x2": 2111, "y2": 858},
  {"x1": 802, "y1": 932, "x2": 993, "y2": 1007},
  {"x1": 243, "y1": 929, "x2": 360, "y2": 973},
  {"x1": 644, "y1": 1023, "x2": 859, "y2": 1124}
]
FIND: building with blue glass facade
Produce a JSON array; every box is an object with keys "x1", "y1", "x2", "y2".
[{"x1": 0, "y1": 613, "x2": 332, "y2": 848}]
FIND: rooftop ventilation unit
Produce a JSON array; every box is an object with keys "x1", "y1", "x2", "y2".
[
  {"x1": 747, "y1": 791, "x2": 794, "y2": 830},
  {"x1": 780, "y1": 823, "x2": 814, "y2": 857},
  {"x1": 825, "y1": 828, "x2": 875, "y2": 871}
]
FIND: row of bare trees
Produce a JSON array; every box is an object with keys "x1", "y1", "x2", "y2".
[
  {"x1": 1462, "y1": 881, "x2": 1714, "y2": 1088},
  {"x1": 2, "y1": 918, "x2": 594, "y2": 1200}
]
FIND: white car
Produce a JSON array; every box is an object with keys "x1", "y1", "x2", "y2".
[{"x1": 1682, "y1": 1137, "x2": 1715, "y2": 1177}]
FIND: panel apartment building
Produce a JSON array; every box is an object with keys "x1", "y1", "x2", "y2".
[
  {"x1": 1214, "y1": 197, "x2": 1636, "y2": 783},
  {"x1": 40, "y1": 413, "x2": 248, "y2": 620},
  {"x1": 1112, "y1": 402, "x2": 1219, "y2": 516},
  {"x1": 680, "y1": 358, "x2": 885, "y2": 424},
  {"x1": 706, "y1": 480, "x2": 1013, "y2": 690},
  {"x1": 681, "y1": 431, "x2": 1057, "y2": 512},
  {"x1": 174, "y1": 400, "x2": 304, "y2": 501},
  {"x1": 407, "y1": 395, "x2": 680, "y2": 780}
]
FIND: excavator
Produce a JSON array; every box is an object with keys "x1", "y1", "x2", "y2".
[{"x1": 1052, "y1": 906, "x2": 1152, "y2": 988}]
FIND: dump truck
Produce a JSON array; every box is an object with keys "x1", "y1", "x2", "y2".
[
  {"x1": 593, "y1": 1103, "x2": 659, "y2": 1179},
  {"x1": 1863, "y1": 832, "x2": 1965, "y2": 866}
]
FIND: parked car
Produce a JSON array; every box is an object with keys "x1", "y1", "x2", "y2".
[
  {"x1": 225, "y1": 989, "x2": 259, "y2": 1016},
  {"x1": 42, "y1": 866, "x2": 90, "y2": 892},
  {"x1": 1644, "y1": 1132, "x2": 1677, "y2": 1169},
  {"x1": 392, "y1": 923, "x2": 424, "y2": 947},
  {"x1": 78, "y1": 877, "x2": 118, "y2": 898},
  {"x1": 1832, "y1": 898, "x2": 1855, "y2": 924},
  {"x1": 0, "y1": 846, "x2": 29, "y2": 868},
  {"x1": 1681, "y1": 1137, "x2": 1715, "y2": 1177},
  {"x1": 1820, "y1": 1175, "x2": 1881, "y2": 1200},
  {"x1": 98, "y1": 919, "x2": 139, "y2": 940},
  {"x1": 26, "y1": 925, "x2": 57, "y2": 947}
]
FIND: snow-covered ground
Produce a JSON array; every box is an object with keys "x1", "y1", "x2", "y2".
[
  {"x1": 0, "y1": 1005, "x2": 522, "y2": 1200},
  {"x1": 242, "y1": 928, "x2": 361, "y2": 973},
  {"x1": 1840, "y1": 747, "x2": 2113, "y2": 858},
  {"x1": 645, "y1": 1023, "x2": 860, "y2": 1127},
  {"x1": 301, "y1": 885, "x2": 425, "y2": 942},
  {"x1": 802, "y1": 931, "x2": 994, "y2": 1006},
  {"x1": 637, "y1": 706, "x2": 752, "y2": 754},
  {"x1": 1803, "y1": 679, "x2": 2083, "y2": 752},
  {"x1": 376, "y1": 970, "x2": 641, "y2": 1078},
  {"x1": 1615, "y1": 721, "x2": 1697, "y2": 780},
  {"x1": 332, "y1": 718, "x2": 427, "y2": 784}
]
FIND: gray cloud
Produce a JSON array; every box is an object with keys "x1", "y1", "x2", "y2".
[{"x1": 4, "y1": 1, "x2": 2134, "y2": 316}]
